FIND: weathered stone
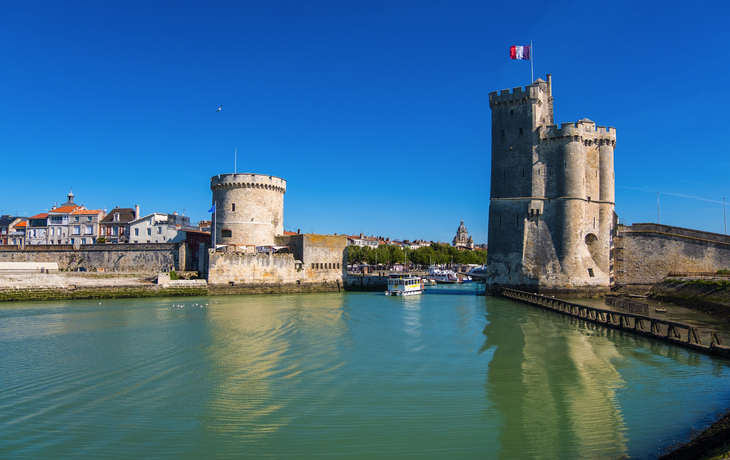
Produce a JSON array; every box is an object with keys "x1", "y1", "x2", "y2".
[{"x1": 487, "y1": 75, "x2": 615, "y2": 296}]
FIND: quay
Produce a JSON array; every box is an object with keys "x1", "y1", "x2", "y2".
[{"x1": 501, "y1": 287, "x2": 730, "y2": 359}]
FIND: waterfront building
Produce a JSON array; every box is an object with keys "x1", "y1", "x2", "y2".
[
  {"x1": 0, "y1": 215, "x2": 22, "y2": 245},
  {"x1": 68, "y1": 209, "x2": 105, "y2": 245},
  {"x1": 27, "y1": 213, "x2": 48, "y2": 245},
  {"x1": 128, "y1": 212, "x2": 193, "y2": 244},
  {"x1": 100, "y1": 206, "x2": 139, "y2": 243}
]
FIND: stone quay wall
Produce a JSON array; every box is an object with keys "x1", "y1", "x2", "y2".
[
  {"x1": 0, "y1": 244, "x2": 181, "y2": 272},
  {"x1": 615, "y1": 224, "x2": 730, "y2": 286},
  {"x1": 343, "y1": 274, "x2": 389, "y2": 292}
]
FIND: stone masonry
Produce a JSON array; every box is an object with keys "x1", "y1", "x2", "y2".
[{"x1": 486, "y1": 75, "x2": 616, "y2": 296}]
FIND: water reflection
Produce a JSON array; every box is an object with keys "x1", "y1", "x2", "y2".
[
  {"x1": 484, "y1": 298, "x2": 629, "y2": 459},
  {"x1": 201, "y1": 293, "x2": 349, "y2": 456}
]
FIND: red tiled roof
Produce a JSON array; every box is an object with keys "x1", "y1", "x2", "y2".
[
  {"x1": 15, "y1": 222, "x2": 27, "y2": 227},
  {"x1": 50, "y1": 205, "x2": 81, "y2": 214},
  {"x1": 71, "y1": 209, "x2": 103, "y2": 215},
  {"x1": 283, "y1": 231, "x2": 298, "y2": 235},
  {"x1": 30, "y1": 213, "x2": 48, "y2": 219}
]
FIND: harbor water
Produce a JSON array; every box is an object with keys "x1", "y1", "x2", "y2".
[{"x1": 2, "y1": 286, "x2": 730, "y2": 459}]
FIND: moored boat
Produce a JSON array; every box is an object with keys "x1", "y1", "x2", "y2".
[
  {"x1": 385, "y1": 273, "x2": 425, "y2": 296},
  {"x1": 428, "y1": 268, "x2": 462, "y2": 284}
]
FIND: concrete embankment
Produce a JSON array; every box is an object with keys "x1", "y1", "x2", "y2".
[
  {"x1": 342, "y1": 274, "x2": 388, "y2": 292},
  {"x1": 650, "y1": 279, "x2": 730, "y2": 323},
  {"x1": 0, "y1": 272, "x2": 351, "y2": 302}
]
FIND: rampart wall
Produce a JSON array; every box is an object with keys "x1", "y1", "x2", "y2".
[
  {"x1": 615, "y1": 224, "x2": 730, "y2": 286},
  {"x1": 0, "y1": 244, "x2": 181, "y2": 272}
]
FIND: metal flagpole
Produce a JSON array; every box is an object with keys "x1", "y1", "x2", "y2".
[
  {"x1": 212, "y1": 201, "x2": 216, "y2": 248},
  {"x1": 530, "y1": 40, "x2": 534, "y2": 83},
  {"x1": 657, "y1": 192, "x2": 660, "y2": 224}
]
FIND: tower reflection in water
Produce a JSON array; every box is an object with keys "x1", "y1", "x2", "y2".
[{"x1": 483, "y1": 297, "x2": 628, "y2": 460}]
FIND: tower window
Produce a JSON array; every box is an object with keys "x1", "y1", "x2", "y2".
[
  {"x1": 221, "y1": 229, "x2": 232, "y2": 238},
  {"x1": 232, "y1": 203, "x2": 236, "y2": 211},
  {"x1": 501, "y1": 129, "x2": 505, "y2": 139},
  {"x1": 510, "y1": 109, "x2": 514, "y2": 117},
  {"x1": 588, "y1": 268, "x2": 595, "y2": 277},
  {"x1": 519, "y1": 127, "x2": 524, "y2": 136}
]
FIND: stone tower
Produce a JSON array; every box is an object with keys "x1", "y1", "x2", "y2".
[
  {"x1": 210, "y1": 173, "x2": 286, "y2": 246},
  {"x1": 487, "y1": 75, "x2": 616, "y2": 295}
]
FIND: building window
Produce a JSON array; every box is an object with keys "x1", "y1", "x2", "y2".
[
  {"x1": 135, "y1": 228, "x2": 139, "y2": 236},
  {"x1": 75, "y1": 217, "x2": 79, "y2": 222},
  {"x1": 588, "y1": 268, "x2": 595, "y2": 277},
  {"x1": 232, "y1": 203, "x2": 236, "y2": 212},
  {"x1": 82, "y1": 238, "x2": 86, "y2": 244},
  {"x1": 114, "y1": 213, "x2": 120, "y2": 222},
  {"x1": 221, "y1": 229, "x2": 232, "y2": 238},
  {"x1": 85, "y1": 225, "x2": 92, "y2": 234},
  {"x1": 73, "y1": 226, "x2": 81, "y2": 235},
  {"x1": 510, "y1": 109, "x2": 514, "y2": 117},
  {"x1": 147, "y1": 228, "x2": 152, "y2": 236},
  {"x1": 88, "y1": 217, "x2": 92, "y2": 222},
  {"x1": 112, "y1": 227, "x2": 119, "y2": 236},
  {"x1": 519, "y1": 127, "x2": 524, "y2": 136}
]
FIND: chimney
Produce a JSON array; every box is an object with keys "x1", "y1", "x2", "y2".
[
  {"x1": 134, "y1": 205, "x2": 140, "y2": 219},
  {"x1": 360, "y1": 233, "x2": 363, "y2": 238},
  {"x1": 297, "y1": 229, "x2": 301, "y2": 234}
]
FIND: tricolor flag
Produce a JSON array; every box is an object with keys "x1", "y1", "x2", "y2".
[{"x1": 510, "y1": 45, "x2": 531, "y2": 60}]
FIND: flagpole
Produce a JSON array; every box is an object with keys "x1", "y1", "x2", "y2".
[
  {"x1": 212, "y1": 201, "x2": 216, "y2": 248},
  {"x1": 530, "y1": 40, "x2": 534, "y2": 83}
]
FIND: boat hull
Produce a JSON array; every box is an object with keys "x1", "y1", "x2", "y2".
[{"x1": 385, "y1": 289, "x2": 424, "y2": 296}]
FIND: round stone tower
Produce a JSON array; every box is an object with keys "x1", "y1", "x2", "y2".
[{"x1": 210, "y1": 173, "x2": 286, "y2": 246}]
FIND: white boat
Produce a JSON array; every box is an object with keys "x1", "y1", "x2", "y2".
[
  {"x1": 428, "y1": 268, "x2": 461, "y2": 284},
  {"x1": 460, "y1": 275, "x2": 472, "y2": 283},
  {"x1": 385, "y1": 274, "x2": 425, "y2": 296},
  {"x1": 422, "y1": 278, "x2": 437, "y2": 286}
]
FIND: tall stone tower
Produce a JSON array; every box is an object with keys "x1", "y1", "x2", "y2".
[
  {"x1": 210, "y1": 173, "x2": 286, "y2": 246},
  {"x1": 487, "y1": 75, "x2": 616, "y2": 295}
]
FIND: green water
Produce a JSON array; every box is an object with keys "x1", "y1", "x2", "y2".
[{"x1": 1, "y1": 288, "x2": 730, "y2": 459}]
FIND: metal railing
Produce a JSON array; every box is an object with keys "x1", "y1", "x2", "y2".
[{"x1": 501, "y1": 288, "x2": 730, "y2": 358}]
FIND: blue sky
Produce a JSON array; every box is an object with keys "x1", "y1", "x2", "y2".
[{"x1": 2, "y1": 1, "x2": 730, "y2": 243}]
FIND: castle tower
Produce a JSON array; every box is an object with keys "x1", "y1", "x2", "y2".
[
  {"x1": 487, "y1": 75, "x2": 616, "y2": 296},
  {"x1": 210, "y1": 173, "x2": 286, "y2": 246}
]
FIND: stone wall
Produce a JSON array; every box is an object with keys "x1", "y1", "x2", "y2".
[
  {"x1": 275, "y1": 233, "x2": 347, "y2": 284},
  {"x1": 615, "y1": 224, "x2": 730, "y2": 285},
  {"x1": 208, "y1": 233, "x2": 347, "y2": 290},
  {"x1": 0, "y1": 244, "x2": 181, "y2": 272}
]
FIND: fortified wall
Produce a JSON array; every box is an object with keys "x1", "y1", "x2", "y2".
[
  {"x1": 615, "y1": 224, "x2": 730, "y2": 287},
  {"x1": 0, "y1": 243, "x2": 183, "y2": 272},
  {"x1": 207, "y1": 171, "x2": 346, "y2": 293},
  {"x1": 486, "y1": 74, "x2": 616, "y2": 296},
  {"x1": 207, "y1": 234, "x2": 347, "y2": 293}
]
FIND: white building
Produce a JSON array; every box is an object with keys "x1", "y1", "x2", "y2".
[{"x1": 128, "y1": 213, "x2": 193, "y2": 244}]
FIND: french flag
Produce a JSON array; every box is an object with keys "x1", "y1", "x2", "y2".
[{"x1": 510, "y1": 45, "x2": 531, "y2": 60}]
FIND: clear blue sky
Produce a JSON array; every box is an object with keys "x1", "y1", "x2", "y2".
[{"x1": 3, "y1": 1, "x2": 730, "y2": 243}]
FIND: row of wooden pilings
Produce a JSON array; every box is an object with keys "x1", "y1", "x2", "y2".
[{"x1": 501, "y1": 288, "x2": 730, "y2": 358}]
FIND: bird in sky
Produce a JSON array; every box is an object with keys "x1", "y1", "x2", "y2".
[{"x1": 216, "y1": 105, "x2": 222, "y2": 112}]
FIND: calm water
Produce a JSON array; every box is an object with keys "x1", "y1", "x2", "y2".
[{"x1": 2, "y1": 287, "x2": 730, "y2": 459}]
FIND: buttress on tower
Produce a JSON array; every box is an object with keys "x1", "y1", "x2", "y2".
[{"x1": 486, "y1": 75, "x2": 616, "y2": 295}]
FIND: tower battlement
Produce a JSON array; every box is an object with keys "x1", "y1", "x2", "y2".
[
  {"x1": 211, "y1": 173, "x2": 286, "y2": 194},
  {"x1": 489, "y1": 81, "x2": 549, "y2": 108},
  {"x1": 541, "y1": 121, "x2": 616, "y2": 144}
]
